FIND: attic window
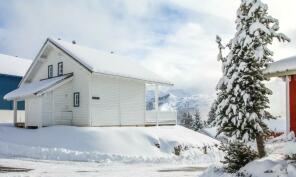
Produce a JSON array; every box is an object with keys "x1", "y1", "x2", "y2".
[
  {"x1": 73, "y1": 92, "x2": 80, "y2": 107},
  {"x1": 58, "y1": 62, "x2": 63, "y2": 76},
  {"x1": 48, "y1": 65, "x2": 53, "y2": 78}
]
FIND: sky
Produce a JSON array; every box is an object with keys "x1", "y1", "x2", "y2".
[{"x1": 0, "y1": 0, "x2": 295, "y2": 118}]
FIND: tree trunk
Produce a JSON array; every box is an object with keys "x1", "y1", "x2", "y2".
[{"x1": 256, "y1": 134, "x2": 266, "y2": 158}]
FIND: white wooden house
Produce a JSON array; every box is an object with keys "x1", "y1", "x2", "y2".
[{"x1": 4, "y1": 38, "x2": 176, "y2": 128}]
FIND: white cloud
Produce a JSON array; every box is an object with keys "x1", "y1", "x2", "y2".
[{"x1": 142, "y1": 23, "x2": 221, "y2": 94}]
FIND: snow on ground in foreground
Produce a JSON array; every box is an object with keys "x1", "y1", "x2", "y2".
[
  {"x1": 200, "y1": 155, "x2": 296, "y2": 177},
  {"x1": 199, "y1": 132, "x2": 296, "y2": 177},
  {"x1": 0, "y1": 124, "x2": 221, "y2": 164},
  {"x1": 0, "y1": 158, "x2": 208, "y2": 177}
]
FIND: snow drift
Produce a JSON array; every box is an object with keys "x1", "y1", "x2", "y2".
[
  {"x1": 0, "y1": 124, "x2": 220, "y2": 163},
  {"x1": 199, "y1": 132, "x2": 296, "y2": 177}
]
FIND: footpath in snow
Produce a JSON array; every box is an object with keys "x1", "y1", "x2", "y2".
[{"x1": 0, "y1": 124, "x2": 221, "y2": 164}]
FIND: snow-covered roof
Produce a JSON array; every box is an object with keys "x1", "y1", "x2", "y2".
[
  {"x1": 0, "y1": 54, "x2": 32, "y2": 77},
  {"x1": 264, "y1": 56, "x2": 296, "y2": 77},
  {"x1": 48, "y1": 38, "x2": 172, "y2": 85},
  {"x1": 4, "y1": 74, "x2": 73, "y2": 100}
]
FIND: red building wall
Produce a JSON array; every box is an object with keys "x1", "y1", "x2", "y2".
[{"x1": 289, "y1": 75, "x2": 296, "y2": 133}]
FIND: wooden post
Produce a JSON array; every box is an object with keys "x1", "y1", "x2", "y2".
[
  {"x1": 286, "y1": 75, "x2": 291, "y2": 134},
  {"x1": 155, "y1": 84, "x2": 159, "y2": 127},
  {"x1": 13, "y1": 99, "x2": 17, "y2": 126}
]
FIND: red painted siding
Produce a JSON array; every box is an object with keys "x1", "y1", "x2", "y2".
[{"x1": 289, "y1": 75, "x2": 296, "y2": 133}]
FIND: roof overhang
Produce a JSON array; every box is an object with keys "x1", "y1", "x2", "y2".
[
  {"x1": 264, "y1": 69, "x2": 296, "y2": 78},
  {"x1": 263, "y1": 55, "x2": 296, "y2": 78},
  {"x1": 92, "y1": 72, "x2": 173, "y2": 86},
  {"x1": 4, "y1": 73, "x2": 73, "y2": 101}
]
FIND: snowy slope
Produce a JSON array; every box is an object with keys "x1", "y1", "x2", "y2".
[{"x1": 0, "y1": 124, "x2": 220, "y2": 163}]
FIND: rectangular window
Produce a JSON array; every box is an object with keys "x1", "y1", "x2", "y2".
[
  {"x1": 48, "y1": 65, "x2": 53, "y2": 78},
  {"x1": 58, "y1": 62, "x2": 63, "y2": 76},
  {"x1": 73, "y1": 92, "x2": 80, "y2": 107}
]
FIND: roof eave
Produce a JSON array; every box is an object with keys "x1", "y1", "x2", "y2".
[
  {"x1": 264, "y1": 69, "x2": 296, "y2": 78},
  {"x1": 4, "y1": 74, "x2": 73, "y2": 101},
  {"x1": 92, "y1": 72, "x2": 173, "y2": 86}
]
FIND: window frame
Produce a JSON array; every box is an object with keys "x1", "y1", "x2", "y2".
[
  {"x1": 73, "y1": 92, "x2": 80, "y2": 107},
  {"x1": 58, "y1": 62, "x2": 63, "y2": 76},
  {"x1": 48, "y1": 65, "x2": 53, "y2": 78}
]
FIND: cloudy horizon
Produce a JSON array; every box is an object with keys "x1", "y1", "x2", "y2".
[{"x1": 0, "y1": 0, "x2": 295, "y2": 118}]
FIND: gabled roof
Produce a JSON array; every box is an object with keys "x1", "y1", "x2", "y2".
[
  {"x1": 264, "y1": 56, "x2": 296, "y2": 77},
  {"x1": 4, "y1": 74, "x2": 73, "y2": 101},
  {"x1": 0, "y1": 54, "x2": 32, "y2": 77},
  {"x1": 48, "y1": 38, "x2": 172, "y2": 85}
]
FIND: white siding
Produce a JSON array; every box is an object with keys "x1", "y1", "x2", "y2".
[
  {"x1": 26, "y1": 43, "x2": 91, "y2": 126},
  {"x1": 119, "y1": 79, "x2": 145, "y2": 125},
  {"x1": 52, "y1": 81, "x2": 73, "y2": 125},
  {"x1": 42, "y1": 92, "x2": 53, "y2": 126},
  {"x1": 25, "y1": 97, "x2": 42, "y2": 127},
  {"x1": 90, "y1": 76, "x2": 120, "y2": 126},
  {"x1": 90, "y1": 75, "x2": 145, "y2": 126},
  {"x1": 41, "y1": 81, "x2": 73, "y2": 126}
]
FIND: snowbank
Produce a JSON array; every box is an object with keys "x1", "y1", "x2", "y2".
[
  {"x1": 0, "y1": 124, "x2": 220, "y2": 163},
  {"x1": 240, "y1": 155, "x2": 296, "y2": 177},
  {"x1": 200, "y1": 156, "x2": 296, "y2": 177},
  {"x1": 199, "y1": 133, "x2": 296, "y2": 177}
]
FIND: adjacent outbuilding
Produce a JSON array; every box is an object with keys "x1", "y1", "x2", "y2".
[
  {"x1": 4, "y1": 38, "x2": 176, "y2": 128},
  {"x1": 264, "y1": 56, "x2": 296, "y2": 134},
  {"x1": 0, "y1": 54, "x2": 31, "y2": 123}
]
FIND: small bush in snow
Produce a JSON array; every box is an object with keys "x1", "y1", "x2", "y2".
[
  {"x1": 174, "y1": 145, "x2": 182, "y2": 156},
  {"x1": 285, "y1": 154, "x2": 296, "y2": 161},
  {"x1": 236, "y1": 172, "x2": 252, "y2": 177},
  {"x1": 219, "y1": 141, "x2": 258, "y2": 173}
]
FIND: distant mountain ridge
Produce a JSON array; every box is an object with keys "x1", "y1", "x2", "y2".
[{"x1": 146, "y1": 89, "x2": 214, "y2": 120}]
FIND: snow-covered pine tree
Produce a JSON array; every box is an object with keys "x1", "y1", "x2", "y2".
[
  {"x1": 181, "y1": 112, "x2": 193, "y2": 128},
  {"x1": 207, "y1": 100, "x2": 218, "y2": 127},
  {"x1": 191, "y1": 109, "x2": 204, "y2": 131},
  {"x1": 214, "y1": 0, "x2": 289, "y2": 157}
]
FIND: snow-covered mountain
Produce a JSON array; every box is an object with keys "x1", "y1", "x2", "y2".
[{"x1": 146, "y1": 89, "x2": 214, "y2": 120}]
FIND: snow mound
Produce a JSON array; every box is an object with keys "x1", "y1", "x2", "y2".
[
  {"x1": 200, "y1": 155, "x2": 296, "y2": 177},
  {"x1": 199, "y1": 133, "x2": 296, "y2": 177},
  {"x1": 266, "y1": 132, "x2": 296, "y2": 156},
  {"x1": 0, "y1": 124, "x2": 220, "y2": 163},
  {"x1": 240, "y1": 156, "x2": 296, "y2": 177}
]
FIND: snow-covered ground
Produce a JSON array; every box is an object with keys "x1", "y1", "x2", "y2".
[
  {"x1": 199, "y1": 133, "x2": 296, "y2": 177},
  {"x1": 0, "y1": 123, "x2": 222, "y2": 176},
  {"x1": 0, "y1": 158, "x2": 209, "y2": 177}
]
